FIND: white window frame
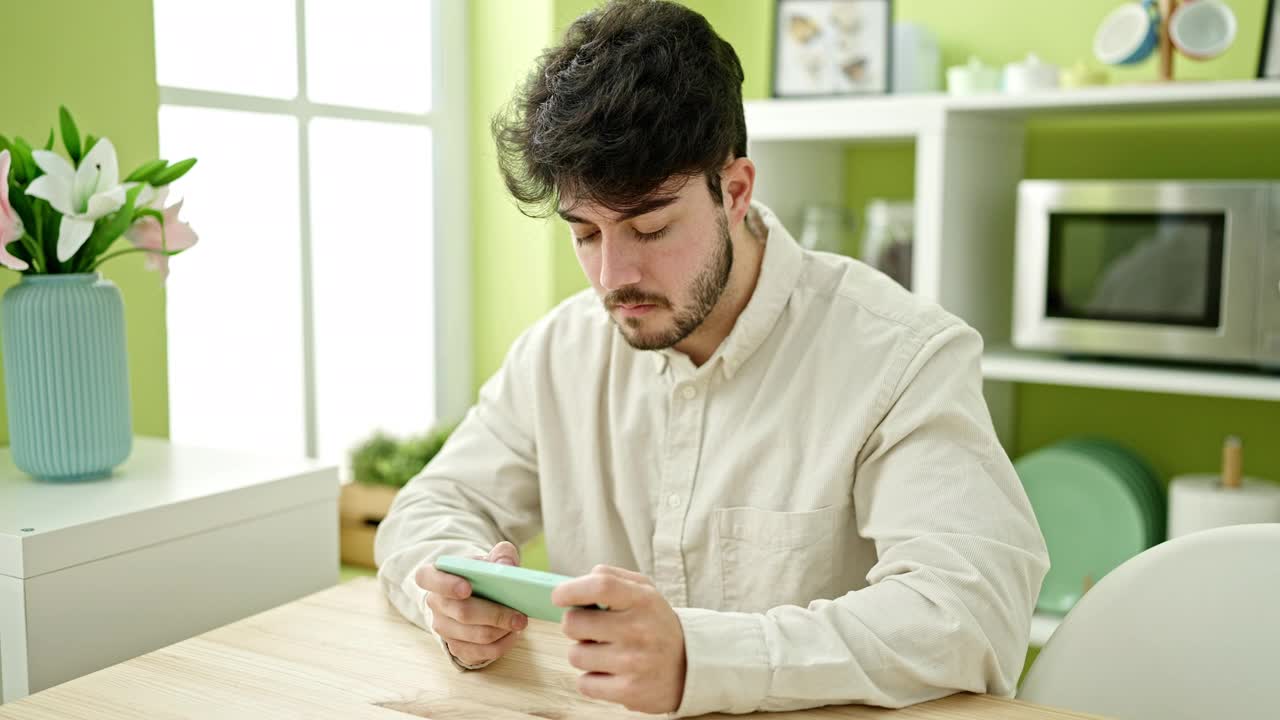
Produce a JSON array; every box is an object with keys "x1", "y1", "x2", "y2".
[{"x1": 156, "y1": 0, "x2": 471, "y2": 457}]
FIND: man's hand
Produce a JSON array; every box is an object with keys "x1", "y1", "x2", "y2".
[
  {"x1": 552, "y1": 565, "x2": 687, "y2": 714},
  {"x1": 416, "y1": 541, "x2": 528, "y2": 667}
]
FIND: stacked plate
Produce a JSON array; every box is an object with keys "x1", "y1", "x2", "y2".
[{"x1": 1014, "y1": 437, "x2": 1165, "y2": 615}]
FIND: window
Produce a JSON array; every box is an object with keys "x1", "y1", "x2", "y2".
[{"x1": 153, "y1": 0, "x2": 470, "y2": 467}]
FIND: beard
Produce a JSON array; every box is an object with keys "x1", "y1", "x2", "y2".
[{"x1": 603, "y1": 210, "x2": 734, "y2": 351}]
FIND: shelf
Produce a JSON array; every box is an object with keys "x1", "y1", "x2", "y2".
[
  {"x1": 745, "y1": 94, "x2": 939, "y2": 141},
  {"x1": 982, "y1": 348, "x2": 1280, "y2": 402},
  {"x1": 744, "y1": 80, "x2": 1280, "y2": 142},
  {"x1": 946, "y1": 79, "x2": 1280, "y2": 116},
  {"x1": 1030, "y1": 612, "x2": 1063, "y2": 648}
]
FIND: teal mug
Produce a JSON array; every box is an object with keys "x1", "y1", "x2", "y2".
[{"x1": 1094, "y1": 0, "x2": 1161, "y2": 65}]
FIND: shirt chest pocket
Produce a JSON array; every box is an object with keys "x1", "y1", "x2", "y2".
[{"x1": 714, "y1": 503, "x2": 849, "y2": 613}]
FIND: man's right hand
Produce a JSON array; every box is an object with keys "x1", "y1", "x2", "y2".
[{"x1": 417, "y1": 541, "x2": 529, "y2": 667}]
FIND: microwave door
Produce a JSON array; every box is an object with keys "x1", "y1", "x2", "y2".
[{"x1": 1046, "y1": 212, "x2": 1225, "y2": 330}]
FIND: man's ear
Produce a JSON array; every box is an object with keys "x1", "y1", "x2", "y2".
[{"x1": 720, "y1": 156, "x2": 755, "y2": 227}]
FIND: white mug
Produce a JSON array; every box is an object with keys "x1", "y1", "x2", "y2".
[
  {"x1": 946, "y1": 56, "x2": 1001, "y2": 95},
  {"x1": 1169, "y1": 0, "x2": 1237, "y2": 60}
]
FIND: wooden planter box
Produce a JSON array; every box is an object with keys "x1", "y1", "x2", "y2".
[{"x1": 339, "y1": 482, "x2": 401, "y2": 569}]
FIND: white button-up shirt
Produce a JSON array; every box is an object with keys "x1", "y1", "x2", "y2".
[{"x1": 375, "y1": 202, "x2": 1048, "y2": 717}]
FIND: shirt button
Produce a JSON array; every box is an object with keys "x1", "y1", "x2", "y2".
[
  {"x1": 667, "y1": 493, "x2": 682, "y2": 508},
  {"x1": 680, "y1": 385, "x2": 697, "y2": 400}
]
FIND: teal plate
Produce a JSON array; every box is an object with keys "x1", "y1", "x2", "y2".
[
  {"x1": 1058, "y1": 438, "x2": 1165, "y2": 545},
  {"x1": 1015, "y1": 445, "x2": 1150, "y2": 615}
]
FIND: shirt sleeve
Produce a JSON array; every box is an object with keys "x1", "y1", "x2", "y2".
[
  {"x1": 374, "y1": 326, "x2": 545, "y2": 653},
  {"x1": 672, "y1": 321, "x2": 1050, "y2": 717}
]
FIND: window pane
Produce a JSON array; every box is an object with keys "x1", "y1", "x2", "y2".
[
  {"x1": 308, "y1": 118, "x2": 434, "y2": 463},
  {"x1": 159, "y1": 106, "x2": 306, "y2": 456},
  {"x1": 154, "y1": 0, "x2": 297, "y2": 98},
  {"x1": 304, "y1": 0, "x2": 431, "y2": 113}
]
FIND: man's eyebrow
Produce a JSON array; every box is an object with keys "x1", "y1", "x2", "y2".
[{"x1": 557, "y1": 196, "x2": 679, "y2": 224}]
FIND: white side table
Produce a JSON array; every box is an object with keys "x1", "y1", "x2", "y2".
[{"x1": 0, "y1": 437, "x2": 338, "y2": 703}]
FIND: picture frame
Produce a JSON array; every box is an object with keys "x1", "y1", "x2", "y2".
[
  {"x1": 1262, "y1": 0, "x2": 1280, "y2": 79},
  {"x1": 773, "y1": 0, "x2": 893, "y2": 98}
]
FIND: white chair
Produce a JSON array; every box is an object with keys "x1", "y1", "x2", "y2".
[{"x1": 1019, "y1": 523, "x2": 1280, "y2": 720}]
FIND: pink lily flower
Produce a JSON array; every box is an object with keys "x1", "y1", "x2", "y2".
[
  {"x1": 124, "y1": 198, "x2": 198, "y2": 280},
  {"x1": 0, "y1": 150, "x2": 30, "y2": 271}
]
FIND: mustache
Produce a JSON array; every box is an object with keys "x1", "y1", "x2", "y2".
[{"x1": 604, "y1": 288, "x2": 670, "y2": 310}]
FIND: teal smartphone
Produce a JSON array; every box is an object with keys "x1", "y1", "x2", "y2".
[{"x1": 434, "y1": 556, "x2": 576, "y2": 623}]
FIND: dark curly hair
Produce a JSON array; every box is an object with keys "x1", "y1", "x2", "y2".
[{"x1": 492, "y1": 0, "x2": 748, "y2": 219}]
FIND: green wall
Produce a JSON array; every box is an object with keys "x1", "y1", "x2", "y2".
[
  {"x1": 0, "y1": 0, "x2": 169, "y2": 441},
  {"x1": 470, "y1": 0, "x2": 559, "y2": 393}
]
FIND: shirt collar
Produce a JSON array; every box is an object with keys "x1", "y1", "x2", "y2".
[{"x1": 648, "y1": 201, "x2": 803, "y2": 379}]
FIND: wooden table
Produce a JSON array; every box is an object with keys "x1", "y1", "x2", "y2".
[{"x1": 0, "y1": 578, "x2": 1104, "y2": 719}]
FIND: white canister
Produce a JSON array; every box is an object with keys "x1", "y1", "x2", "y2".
[
  {"x1": 946, "y1": 56, "x2": 1001, "y2": 95},
  {"x1": 799, "y1": 205, "x2": 855, "y2": 255},
  {"x1": 862, "y1": 199, "x2": 914, "y2": 289},
  {"x1": 892, "y1": 22, "x2": 940, "y2": 94},
  {"x1": 1003, "y1": 53, "x2": 1060, "y2": 94}
]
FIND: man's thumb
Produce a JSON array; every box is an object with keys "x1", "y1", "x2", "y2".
[{"x1": 488, "y1": 541, "x2": 520, "y2": 566}]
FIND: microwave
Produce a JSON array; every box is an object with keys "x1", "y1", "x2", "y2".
[{"x1": 1013, "y1": 180, "x2": 1280, "y2": 368}]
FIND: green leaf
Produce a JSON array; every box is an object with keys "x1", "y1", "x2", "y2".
[
  {"x1": 148, "y1": 158, "x2": 197, "y2": 186},
  {"x1": 124, "y1": 158, "x2": 167, "y2": 183},
  {"x1": 42, "y1": 128, "x2": 54, "y2": 152},
  {"x1": 34, "y1": 201, "x2": 61, "y2": 273},
  {"x1": 0, "y1": 134, "x2": 11, "y2": 158},
  {"x1": 59, "y1": 106, "x2": 82, "y2": 164},
  {"x1": 12, "y1": 137, "x2": 36, "y2": 182},
  {"x1": 82, "y1": 134, "x2": 99, "y2": 157},
  {"x1": 9, "y1": 234, "x2": 33, "y2": 265}
]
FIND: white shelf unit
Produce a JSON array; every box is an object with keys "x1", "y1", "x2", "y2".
[{"x1": 745, "y1": 80, "x2": 1280, "y2": 444}]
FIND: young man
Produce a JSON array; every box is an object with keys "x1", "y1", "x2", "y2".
[{"x1": 375, "y1": 1, "x2": 1048, "y2": 716}]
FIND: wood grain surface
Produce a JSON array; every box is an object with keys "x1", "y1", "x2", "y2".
[{"x1": 0, "y1": 578, "x2": 1106, "y2": 720}]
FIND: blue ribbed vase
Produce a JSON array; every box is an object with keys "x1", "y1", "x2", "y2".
[{"x1": 2, "y1": 273, "x2": 132, "y2": 481}]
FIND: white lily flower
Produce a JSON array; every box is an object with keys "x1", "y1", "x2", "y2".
[
  {"x1": 124, "y1": 182, "x2": 168, "y2": 212},
  {"x1": 25, "y1": 138, "x2": 126, "y2": 261}
]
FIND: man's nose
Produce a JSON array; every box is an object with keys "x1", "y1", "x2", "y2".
[{"x1": 598, "y1": 234, "x2": 642, "y2": 291}]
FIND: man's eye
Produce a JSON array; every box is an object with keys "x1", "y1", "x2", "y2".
[
  {"x1": 636, "y1": 226, "x2": 668, "y2": 242},
  {"x1": 574, "y1": 231, "x2": 600, "y2": 246}
]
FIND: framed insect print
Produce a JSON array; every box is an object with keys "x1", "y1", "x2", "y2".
[{"x1": 773, "y1": 0, "x2": 893, "y2": 97}]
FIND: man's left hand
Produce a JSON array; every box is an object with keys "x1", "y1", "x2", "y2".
[{"x1": 551, "y1": 565, "x2": 686, "y2": 714}]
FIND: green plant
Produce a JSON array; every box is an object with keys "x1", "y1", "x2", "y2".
[{"x1": 350, "y1": 422, "x2": 458, "y2": 488}]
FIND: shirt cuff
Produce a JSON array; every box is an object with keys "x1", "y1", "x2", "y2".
[{"x1": 672, "y1": 607, "x2": 772, "y2": 717}]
